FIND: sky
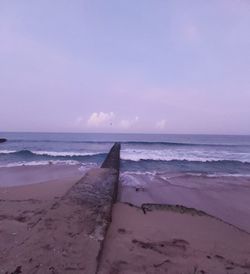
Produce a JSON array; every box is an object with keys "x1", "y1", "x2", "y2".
[{"x1": 0, "y1": 0, "x2": 250, "y2": 134}]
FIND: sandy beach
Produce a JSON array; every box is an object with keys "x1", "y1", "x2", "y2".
[
  {"x1": 1, "y1": 164, "x2": 250, "y2": 273},
  {"x1": 99, "y1": 203, "x2": 250, "y2": 274},
  {"x1": 0, "y1": 165, "x2": 118, "y2": 273},
  {"x1": 0, "y1": 166, "x2": 83, "y2": 272},
  {"x1": 119, "y1": 173, "x2": 250, "y2": 233}
]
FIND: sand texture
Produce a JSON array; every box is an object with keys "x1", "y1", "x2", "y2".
[
  {"x1": 0, "y1": 167, "x2": 118, "y2": 274},
  {"x1": 1, "y1": 165, "x2": 250, "y2": 274},
  {"x1": 120, "y1": 173, "x2": 250, "y2": 233},
  {"x1": 99, "y1": 203, "x2": 250, "y2": 274}
]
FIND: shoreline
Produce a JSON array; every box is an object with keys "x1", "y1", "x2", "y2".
[
  {"x1": 0, "y1": 164, "x2": 87, "y2": 187},
  {"x1": 119, "y1": 172, "x2": 250, "y2": 233},
  {"x1": 1, "y1": 165, "x2": 250, "y2": 232}
]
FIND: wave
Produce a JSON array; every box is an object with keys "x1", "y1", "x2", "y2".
[
  {"x1": 1, "y1": 149, "x2": 250, "y2": 164},
  {"x1": 32, "y1": 151, "x2": 101, "y2": 157},
  {"x1": 120, "y1": 170, "x2": 250, "y2": 187},
  {"x1": 122, "y1": 159, "x2": 250, "y2": 165},
  {"x1": 0, "y1": 150, "x2": 16, "y2": 154},
  {"x1": 0, "y1": 160, "x2": 98, "y2": 168},
  {"x1": 120, "y1": 149, "x2": 250, "y2": 163},
  {"x1": 0, "y1": 160, "x2": 80, "y2": 167},
  {"x1": 0, "y1": 149, "x2": 106, "y2": 158},
  {"x1": 121, "y1": 141, "x2": 248, "y2": 147}
]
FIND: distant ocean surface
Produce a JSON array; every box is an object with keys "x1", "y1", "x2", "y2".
[{"x1": 1, "y1": 132, "x2": 250, "y2": 180}]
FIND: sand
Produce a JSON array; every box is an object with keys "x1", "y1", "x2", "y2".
[
  {"x1": 0, "y1": 166, "x2": 119, "y2": 274},
  {"x1": 1, "y1": 166, "x2": 250, "y2": 274},
  {"x1": 99, "y1": 203, "x2": 250, "y2": 274},
  {"x1": 0, "y1": 165, "x2": 86, "y2": 273},
  {"x1": 0, "y1": 164, "x2": 87, "y2": 187},
  {"x1": 119, "y1": 173, "x2": 250, "y2": 233}
]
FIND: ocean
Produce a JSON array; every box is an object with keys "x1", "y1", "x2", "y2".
[{"x1": 1, "y1": 132, "x2": 250, "y2": 184}]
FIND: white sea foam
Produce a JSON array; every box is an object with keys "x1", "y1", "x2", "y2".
[
  {"x1": 120, "y1": 148, "x2": 250, "y2": 163},
  {"x1": 0, "y1": 150, "x2": 16, "y2": 154},
  {"x1": 206, "y1": 173, "x2": 250, "y2": 178},
  {"x1": 120, "y1": 174, "x2": 144, "y2": 187},
  {"x1": 0, "y1": 160, "x2": 81, "y2": 168},
  {"x1": 120, "y1": 171, "x2": 157, "y2": 186},
  {"x1": 78, "y1": 163, "x2": 97, "y2": 172},
  {"x1": 121, "y1": 171, "x2": 157, "y2": 176},
  {"x1": 120, "y1": 170, "x2": 250, "y2": 187},
  {"x1": 32, "y1": 151, "x2": 101, "y2": 157}
]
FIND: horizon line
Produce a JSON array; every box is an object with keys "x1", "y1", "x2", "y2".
[{"x1": 1, "y1": 130, "x2": 250, "y2": 137}]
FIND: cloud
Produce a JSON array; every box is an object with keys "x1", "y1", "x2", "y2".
[
  {"x1": 156, "y1": 119, "x2": 166, "y2": 130},
  {"x1": 87, "y1": 112, "x2": 115, "y2": 127},
  {"x1": 120, "y1": 116, "x2": 139, "y2": 129}
]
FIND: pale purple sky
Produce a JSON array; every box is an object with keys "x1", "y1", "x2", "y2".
[{"x1": 0, "y1": 0, "x2": 250, "y2": 134}]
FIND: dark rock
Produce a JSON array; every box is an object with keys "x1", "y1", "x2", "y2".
[{"x1": 0, "y1": 138, "x2": 7, "y2": 143}]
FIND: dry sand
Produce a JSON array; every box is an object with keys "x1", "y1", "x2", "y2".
[
  {"x1": 0, "y1": 165, "x2": 86, "y2": 273},
  {"x1": 99, "y1": 203, "x2": 250, "y2": 274}
]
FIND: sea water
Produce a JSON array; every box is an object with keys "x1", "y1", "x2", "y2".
[{"x1": 1, "y1": 132, "x2": 250, "y2": 184}]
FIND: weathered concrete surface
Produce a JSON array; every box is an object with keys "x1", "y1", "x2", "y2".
[
  {"x1": 1, "y1": 144, "x2": 121, "y2": 274},
  {"x1": 101, "y1": 142, "x2": 120, "y2": 203},
  {"x1": 101, "y1": 142, "x2": 120, "y2": 172}
]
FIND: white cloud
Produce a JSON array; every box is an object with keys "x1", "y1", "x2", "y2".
[
  {"x1": 156, "y1": 119, "x2": 166, "y2": 130},
  {"x1": 120, "y1": 116, "x2": 139, "y2": 129},
  {"x1": 87, "y1": 112, "x2": 115, "y2": 127}
]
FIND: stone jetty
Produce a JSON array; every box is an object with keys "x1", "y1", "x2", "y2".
[{"x1": 2, "y1": 143, "x2": 121, "y2": 274}]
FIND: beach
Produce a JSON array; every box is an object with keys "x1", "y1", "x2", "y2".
[
  {"x1": 99, "y1": 203, "x2": 250, "y2": 274},
  {"x1": 0, "y1": 165, "x2": 85, "y2": 272},
  {"x1": 1, "y1": 163, "x2": 250, "y2": 274},
  {"x1": 0, "y1": 164, "x2": 118, "y2": 273},
  {"x1": 120, "y1": 172, "x2": 250, "y2": 233},
  {"x1": 1, "y1": 133, "x2": 250, "y2": 273},
  {"x1": 2, "y1": 0, "x2": 250, "y2": 271}
]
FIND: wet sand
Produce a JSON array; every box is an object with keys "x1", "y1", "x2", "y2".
[
  {"x1": 0, "y1": 164, "x2": 87, "y2": 187},
  {"x1": 119, "y1": 173, "x2": 250, "y2": 233}
]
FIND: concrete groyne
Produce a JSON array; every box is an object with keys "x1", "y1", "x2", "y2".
[
  {"x1": 3, "y1": 143, "x2": 121, "y2": 274},
  {"x1": 101, "y1": 142, "x2": 121, "y2": 171},
  {"x1": 101, "y1": 142, "x2": 121, "y2": 202}
]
